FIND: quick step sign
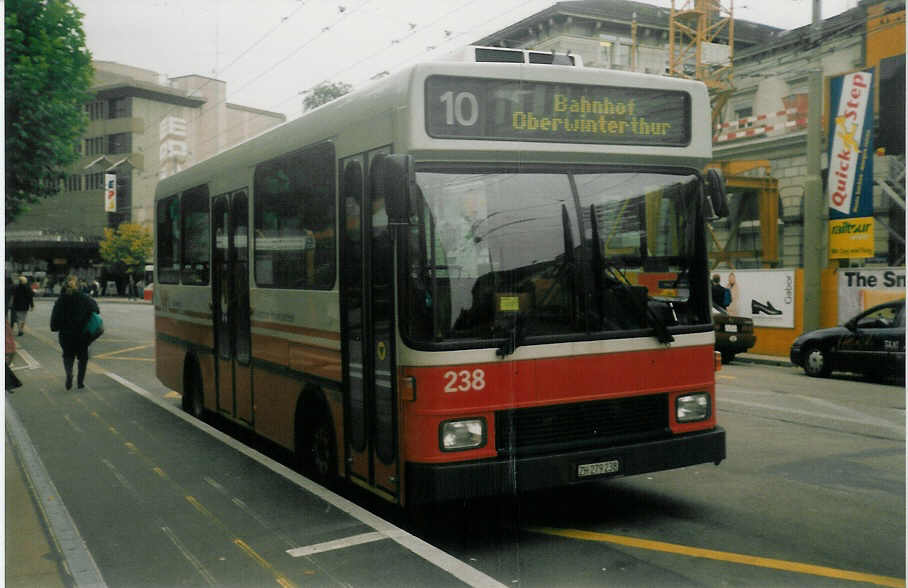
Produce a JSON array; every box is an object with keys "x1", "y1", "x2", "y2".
[{"x1": 826, "y1": 70, "x2": 875, "y2": 259}]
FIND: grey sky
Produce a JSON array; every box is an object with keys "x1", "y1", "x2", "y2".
[{"x1": 72, "y1": 0, "x2": 860, "y2": 119}]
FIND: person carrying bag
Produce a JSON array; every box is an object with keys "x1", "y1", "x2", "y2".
[{"x1": 50, "y1": 275, "x2": 100, "y2": 390}]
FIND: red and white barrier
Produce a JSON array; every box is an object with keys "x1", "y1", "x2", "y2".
[{"x1": 713, "y1": 107, "x2": 808, "y2": 143}]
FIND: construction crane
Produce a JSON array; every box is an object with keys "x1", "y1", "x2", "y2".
[{"x1": 668, "y1": 0, "x2": 734, "y2": 127}]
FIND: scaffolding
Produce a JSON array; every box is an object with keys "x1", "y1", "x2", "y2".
[{"x1": 668, "y1": 0, "x2": 735, "y2": 126}]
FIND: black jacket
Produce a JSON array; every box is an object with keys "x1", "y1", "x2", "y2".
[
  {"x1": 11, "y1": 283, "x2": 34, "y2": 312},
  {"x1": 51, "y1": 292, "x2": 99, "y2": 335}
]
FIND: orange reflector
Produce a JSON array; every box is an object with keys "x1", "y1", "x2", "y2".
[
  {"x1": 400, "y1": 375, "x2": 416, "y2": 401},
  {"x1": 714, "y1": 351, "x2": 722, "y2": 372}
]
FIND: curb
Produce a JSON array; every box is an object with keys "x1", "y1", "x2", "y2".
[{"x1": 733, "y1": 354, "x2": 794, "y2": 368}]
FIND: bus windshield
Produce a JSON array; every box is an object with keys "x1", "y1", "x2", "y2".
[{"x1": 402, "y1": 165, "x2": 709, "y2": 347}]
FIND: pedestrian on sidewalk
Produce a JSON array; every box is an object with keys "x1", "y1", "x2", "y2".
[
  {"x1": 50, "y1": 275, "x2": 100, "y2": 390},
  {"x1": 5, "y1": 276, "x2": 14, "y2": 322},
  {"x1": 11, "y1": 276, "x2": 35, "y2": 336},
  {"x1": 127, "y1": 274, "x2": 137, "y2": 301},
  {"x1": 6, "y1": 320, "x2": 21, "y2": 392}
]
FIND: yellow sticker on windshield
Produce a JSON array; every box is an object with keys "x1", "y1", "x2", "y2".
[{"x1": 499, "y1": 296, "x2": 520, "y2": 312}]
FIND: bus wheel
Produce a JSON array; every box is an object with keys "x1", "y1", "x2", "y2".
[
  {"x1": 303, "y1": 409, "x2": 337, "y2": 488},
  {"x1": 182, "y1": 359, "x2": 204, "y2": 419}
]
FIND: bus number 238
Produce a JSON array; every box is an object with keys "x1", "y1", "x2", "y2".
[{"x1": 443, "y1": 369, "x2": 486, "y2": 392}]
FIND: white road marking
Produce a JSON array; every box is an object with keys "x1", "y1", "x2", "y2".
[
  {"x1": 102, "y1": 369, "x2": 508, "y2": 588},
  {"x1": 287, "y1": 532, "x2": 387, "y2": 557},
  {"x1": 162, "y1": 526, "x2": 218, "y2": 586},
  {"x1": 13, "y1": 348, "x2": 40, "y2": 370},
  {"x1": 721, "y1": 397, "x2": 905, "y2": 435}
]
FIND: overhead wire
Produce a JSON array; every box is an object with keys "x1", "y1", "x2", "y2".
[
  {"x1": 91, "y1": 0, "x2": 313, "y2": 176},
  {"x1": 191, "y1": 0, "x2": 548, "y2": 156}
]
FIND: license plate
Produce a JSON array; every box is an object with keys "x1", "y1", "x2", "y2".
[
  {"x1": 577, "y1": 459, "x2": 620, "y2": 478},
  {"x1": 725, "y1": 324, "x2": 738, "y2": 332}
]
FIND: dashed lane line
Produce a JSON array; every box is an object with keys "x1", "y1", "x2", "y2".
[
  {"x1": 102, "y1": 369, "x2": 508, "y2": 588},
  {"x1": 526, "y1": 526, "x2": 905, "y2": 588},
  {"x1": 25, "y1": 331, "x2": 504, "y2": 587},
  {"x1": 92, "y1": 344, "x2": 154, "y2": 362}
]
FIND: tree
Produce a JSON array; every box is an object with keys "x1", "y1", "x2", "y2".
[
  {"x1": 98, "y1": 223, "x2": 152, "y2": 273},
  {"x1": 303, "y1": 81, "x2": 352, "y2": 111},
  {"x1": 5, "y1": 0, "x2": 94, "y2": 224}
]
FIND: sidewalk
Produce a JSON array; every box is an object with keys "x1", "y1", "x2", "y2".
[
  {"x1": 5, "y1": 435, "x2": 68, "y2": 588},
  {"x1": 35, "y1": 294, "x2": 151, "y2": 305}
]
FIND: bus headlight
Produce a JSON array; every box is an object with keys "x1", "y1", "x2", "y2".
[
  {"x1": 676, "y1": 393, "x2": 710, "y2": 423},
  {"x1": 440, "y1": 418, "x2": 486, "y2": 451}
]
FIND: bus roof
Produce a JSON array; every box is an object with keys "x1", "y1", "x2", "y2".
[{"x1": 156, "y1": 55, "x2": 711, "y2": 199}]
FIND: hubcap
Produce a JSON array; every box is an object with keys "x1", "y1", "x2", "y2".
[
  {"x1": 807, "y1": 349, "x2": 824, "y2": 373},
  {"x1": 312, "y1": 424, "x2": 331, "y2": 478}
]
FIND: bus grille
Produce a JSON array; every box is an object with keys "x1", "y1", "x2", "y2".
[{"x1": 495, "y1": 394, "x2": 670, "y2": 456}]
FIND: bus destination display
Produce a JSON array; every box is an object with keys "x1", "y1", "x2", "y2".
[{"x1": 425, "y1": 75, "x2": 691, "y2": 146}]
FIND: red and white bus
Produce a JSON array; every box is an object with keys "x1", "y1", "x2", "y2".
[{"x1": 154, "y1": 46, "x2": 727, "y2": 506}]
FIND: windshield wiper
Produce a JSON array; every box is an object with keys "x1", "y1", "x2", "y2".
[
  {"x1": 498, "y1": 205, "x2": 575, "y2": 358},
  {"x1": 590, "y1": 224, "x2": 674, "y2": 344},
  {"x1": 496, "y1": 314, "x2": 523, "y2": 358}
]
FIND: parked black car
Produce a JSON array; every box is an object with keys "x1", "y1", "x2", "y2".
[
  {"x1": 713, "y1": 305, "x2": 756, "y2": 364},
  {"x1": 790, "y1": 299, "x2": 905, "y2": 379}
]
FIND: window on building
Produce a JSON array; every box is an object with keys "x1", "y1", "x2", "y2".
[
  {"x1": 85, "y1": 173, "x2": 104, "y2": 190},
  {"x1": 600, "y1": 37, "x2": 631, "y2": 69},
  {"x1": 108, "y1": 133, "x2": 132, "y2": 154},
  {"x1": 253, "y1": 142, "x2": 336, "y2": 289},
  {"x1": 115, "y1": 173, "x2": 130, "y2": 213},
  {"x1": 65, "y1": 175, "x2": 82, "y2": 192},
  {"x1": 85, "y1": 101, "x2": 106, "y2": 120},
  {"x1": 181, "y1": 185, "x2": 210, "y2": 285},
  {"x1": 157, "y1": 195, "x2": 181, "y2": 284},
  {"x1": 84, "y1": 136, "x2": 105, "y2": 156},
  {"x1": 108, "y1": 97, "x2": 131, "y2": 119},
  {"x1": 735, "y1": 106, "x2": 754, "y2": 120}
]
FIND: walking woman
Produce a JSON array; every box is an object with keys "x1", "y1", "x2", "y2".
[
  {"x1": 50, "y1": 275, "x2": 99, "y2": 390},
  {"x1": 11, "y1": 276, "x2": 34, "y2": 336}
]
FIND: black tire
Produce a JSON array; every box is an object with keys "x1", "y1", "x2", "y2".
[
  {"x1": 301, "y1": 407, "x2": 337, "y2": 488},
  {"x1": 721, "y1": 351, "x2": 735, "y2": 364},
  {"x1": 182, "y1": 358, "x2": 205, "y2": 419},
  {"x1": 803, "y1": 346, "x2": 831, "y2": 377}
]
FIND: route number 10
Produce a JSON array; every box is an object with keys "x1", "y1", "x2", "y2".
[{"x1": 440, "y1": 91, "x2": 479, "y2": 126}]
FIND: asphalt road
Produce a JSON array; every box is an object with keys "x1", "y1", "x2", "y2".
[{"x1": 7, "y1": 299, "x2": 905, "y2": 587}]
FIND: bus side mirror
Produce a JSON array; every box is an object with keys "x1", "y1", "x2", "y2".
[
  {"x1": 706, "y1": 169, "x2": 729, "y2": 218},
  {"x1": 372, "y1": 153, "x2": 413, "y2": 225}
]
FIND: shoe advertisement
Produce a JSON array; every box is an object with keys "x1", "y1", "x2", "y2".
[{"x1": 712, "y1": 269, "x2": 795, "y2": 328}]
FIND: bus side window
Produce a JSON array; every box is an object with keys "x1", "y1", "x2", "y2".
[
  {"x1": 181, "y1": 184, "x2": 210, "y2": 285},
  {"x1": 156, "y1": 194, "x2": 180, "y2": 284},
  {"x1": 253, "y1": 143, "x2": 336, "y2": 289}
]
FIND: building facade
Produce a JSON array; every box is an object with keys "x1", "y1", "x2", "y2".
[{"x1": 5, "y1": 61, "x2": 285, "y2": 287}]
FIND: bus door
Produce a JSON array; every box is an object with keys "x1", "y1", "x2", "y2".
[
  {"x1": 340, "y1": 153, "x2": 399, "y2": 500},
  {"x1": 212, "y1": 190, "x2": 253, "y2": 425}
]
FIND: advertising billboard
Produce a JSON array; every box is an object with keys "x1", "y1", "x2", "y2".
[
  {"x1": 826, "y1": 70, "x2": 875, "y2": 259},
  {"x1": 711, "y1": 269, "x2": 795, "y2": 328}
]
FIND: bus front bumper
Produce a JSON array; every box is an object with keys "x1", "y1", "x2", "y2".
[{"x1": 406, "y1": 427, "x2": 725, "y2": 505}]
